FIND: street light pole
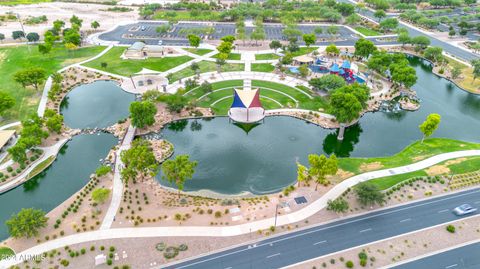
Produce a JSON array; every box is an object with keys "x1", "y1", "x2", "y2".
[
  {"x1": 274, "y1": 203, "x2": 279, "y2": 227},
  {"x1": 16, "y1": 13, "x2": 30, "y2": 52}
]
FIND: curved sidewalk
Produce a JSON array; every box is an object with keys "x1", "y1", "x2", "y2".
[{"x1": 2, "y1": 149, "x2": 480, "y2": 267}]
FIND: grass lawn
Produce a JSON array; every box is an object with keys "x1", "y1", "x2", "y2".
[
  {"x1": 290, "y1": 47, "x2": 318, "y2": 57},
  {"x1": 255, "y1": 53, "x2": 280, "y2": 60},
  {"x1": 252, "y1": 80, "x2": 330, "y2": 111},
  {"x1": 0, "y1": 45, "x2": 106, "y2": 124},
  {"x1": 0, "y1": 246, "x2": 15, "y2": 260},
  {"x1": 27, "y1": 155, "x2": 56, "y2": 180},
  {"x1": 339, "y1": 138, "x2": 480, "y2": 175},
  {"x1": 153, "y1": 10, "x2": 222, "y2": 21},
  {"x1": 354, "y1": 26, "x2": 382, "y2": 36},
  {"x1": 446, "y1": 57, "x2": 480, "y2": 94},
  {"x1": 168, "y1": 61, "x2": 244, "y2": 82},
  {"x1": 183, "y1": 48, "x2": 213, "y2": 56},
  {"x1": 83, "y1": 47, "x2": 192, "y2": 76},
  {"x1": 251, "y1": 63, "x2": 275, "y2": 72},
  {"x1": 210, "y1": 96, "x2": 282, "y2": 114},
  {"x1": 0, "y1": 0, "x2": 50, "y2": 4},
  {"x1": 368, "y1": 156, "x2": 480, "y2": 190},
  {"x1": 212, "y1": 53, "x2": 241, "y2": 61}
]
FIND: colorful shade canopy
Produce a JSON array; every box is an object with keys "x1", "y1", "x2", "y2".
[{"x1": 231, "y1": 89, "x2": 262, "y2": 109}]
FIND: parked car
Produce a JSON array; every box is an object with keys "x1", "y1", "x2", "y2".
[
  {"x1": 158, "y1": 40, "x2": 163, "y2": 45},
  {"x1": 140, "y1": 26, "x2": 146, "y2": 31},
  {"x1": 453, "y1": 204, "x2": 477, "y2": 216}
]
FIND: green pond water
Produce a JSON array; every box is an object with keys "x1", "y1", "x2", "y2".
[
  {"x1": 0, "y1": 133, "x2": 117, "y2": 239},
  {"x1": 156, "y1": 57, "x2": 480, "y2": 195},
  {"x1": 61, "y1": 80, "x2": 135, "y2": 129}
]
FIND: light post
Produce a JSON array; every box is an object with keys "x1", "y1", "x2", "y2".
[
  {"x1": 274, "y1": 203, "x2": 279, "y2": 227},
  {"x1": 16, "y1": 13, "x2": 30, "y2": 52}
]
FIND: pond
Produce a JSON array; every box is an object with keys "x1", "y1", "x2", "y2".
[
  {"x1": 156, "y1": 57, "x2": 480, "y2": 195},
  {"x1": 0, "y1": 133, "x2": 117, "y2": 239},
  {"x1": 61, "y1": 80, "x2": 135, "y2": 129}
]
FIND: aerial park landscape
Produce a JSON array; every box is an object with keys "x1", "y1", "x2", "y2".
[{"x1": 0, "y1": 0, "x2": 480, "y2": 268}]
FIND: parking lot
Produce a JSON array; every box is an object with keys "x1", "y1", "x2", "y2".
[{"x1": 98, "y1": 21, "x2": 395, "y2": 46}]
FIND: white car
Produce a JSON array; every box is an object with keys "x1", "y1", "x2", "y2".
[{"x1": 453, "y1": 204, "x2": 477, "y2": 216}]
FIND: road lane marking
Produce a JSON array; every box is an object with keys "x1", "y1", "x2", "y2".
[
  {"x1": 359, "y1": 228, "x2": 372, "y2": 233},
  {"x1": 438, "y1": 209, "x2": 449, "y2": 213},
  {"x1": 266, "y1": 253, "x2": 280, "y2": 259},
  {"x1": 400, "y1": 218, "x2": 411, "y2": 222},
  {"x1": 445, "y1": 264, "x2": 457, "y2": 268},
  {"x1": 313, "y1": 240, "x2": 327, "y2": 245}
]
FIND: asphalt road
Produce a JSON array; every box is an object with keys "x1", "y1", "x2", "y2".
[
  {"x1": 162, "y1": 188, "x2": 480, "y2": 269},
  {"x1": 393, "y1": 242, "x2": 480, "y2": 269}
]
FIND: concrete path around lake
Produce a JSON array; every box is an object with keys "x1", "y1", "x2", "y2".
[
  {"x1": 2, "y1": 149, "x2": 480, "y2": 268},
  {"x1": 100, "y1": 125, "x2": 136, "y2": 230},
  {"x1": 0, "y1": 138, "x2": 69, "y2": 195}
]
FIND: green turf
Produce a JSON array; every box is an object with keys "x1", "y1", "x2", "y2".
[
  {"x1": 252, "y1": 80, "x2": 329, "y2": 111},
  {"x1": 0, "y1": 246, "x2": 15, "y2": 260},
  {"x1": 289, "y1": 47, "x2": 318, "y2": 57},
  {"x1": 255, "y1": 53, "x2": 280, "y2": 60},
  {"x1": 339, "y1": 138, "x2": 480, "y2": 175},
  {"x1": 153, "y1": 10, "x2": 222, "y2": 21},
  {"x1": 0, "y1": 45, "x2": 106, "y2": 124},
  {"x1": 210, "y1": 96, "x2": 282, "y2": 114},
  {"x1": 183, "y1": 48, "x2": 213, "y2": 56},
  {"x1": 168, "y1": 61, "x2": 244, "y2": 82},
  {"x1": 368, "y1": 156, "x2": 480, "y2": 190},
  {"x1": 212, "y1": 53, "x2": 241, "y2": 61},
  {"x1": 83, "y1": 47, "x2": 193, "y2": 76},
  {"x1": 251, "y1": 63, "x2": 275, "y2": 72},
  {"x1": 0, "y1": 0, "x2": 50, "y2": 5},
  {"x1": 354, "y1": 26, "x2": 382, "y2": 36}
]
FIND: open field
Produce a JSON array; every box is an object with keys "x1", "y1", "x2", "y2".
[
  {"x1": 254, "y1": 53, "x2": 280, "y2": 60},
  {"x1": 251, "y1": 63, "x2": 275, "y2": 72},
  {"x1": 0, "y1": 45, "x2": 105, "y2": 123},
  {"x1": 82, "y1": 47, "x2": 192, "y2": 76},
  {"x1": 339, "y1": 138, "x2": 480, "y2": 174}
]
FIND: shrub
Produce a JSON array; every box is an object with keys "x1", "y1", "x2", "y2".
[
  {"x1": 163, "y1": 246, "x2": 179, "y2": 259},
  {"x1": 214, "y1": 211, "x2": 222, "y2": 218},
  {"x1": 109, "y1": 246, "x2": 115, "y2": 252},
  {"x1": 346, "y1": 260, "x2": 354, "y2": 268},
  {"x1": 360, "y1": 259, "x2": 367, "y2": 267},
  {"x1": 358, "y1": 252, "x2": 367, "y2": 260},
  {"x1": 446, "y1": 225, "x2": 455, "y2": 233},
  {"x1": 107, "y1": 259, "x2": 113, "y2": 265},
  {"x1": 60, "y1": 259, "x2": 69, "y2": 266},
  {"x1": 178, "y1": 244, "x2": 188, "y2": 251}
]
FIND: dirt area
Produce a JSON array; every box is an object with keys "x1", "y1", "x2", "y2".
[
  {"x1": 149, "y1": 140, "x2": 173, "y2": 163},
  {"x1": 359, "y1": 162, "x2": 384, "y2": 172},
  {"x1": 0, "y1": 3, "x2": 138, "y2": 43},
  {"x1": 3, "y1": 164, "x2": 116, "y2": 253},
  {"x1": 296, "y1": 216, "x2": 480, "y2": 269},
  {"x1": 425, "y1": 165, "x2": 450, "y2": 176}
]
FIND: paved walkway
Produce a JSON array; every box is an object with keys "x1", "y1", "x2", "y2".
[
  {"x1": 3, "y1": 149, "x2": 480, "y2": 267},
  {"x1": 0, "y1": 138, "x2": 69, "y2": 195},
  {"x1": 100, "y1": 125, "x2": 136, "y2": 230}
]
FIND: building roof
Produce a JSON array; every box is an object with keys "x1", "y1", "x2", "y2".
[
  {"x1": 145, "y1": 45, "x2": 164, "y2": 52},
  {"x1": 129, "y1": 42, "x2": 146, "y2": 51},
  {"x1": 231, "y1": 88, "x2": 262, "y2": 108},
  {"x1": 341, "y1": 60, "x2": 351, "y2": 69},
  {"x1": 0, "y1": 130, "x2": 15, "y2": 149},
  {"x1": 293, "y1": 55, "x2": 315, "y2": 63},
  {"x1": 330, "y1": 63, "x2": 340, "y2": 72}
]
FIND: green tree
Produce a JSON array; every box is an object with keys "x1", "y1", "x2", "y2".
[
  {"x1": 309, "y1": 74, "x2": 346, "y2": 92},
  {"x1": 161, "y1": 155, "x2": 198, "y2": 197},
  {"x1": 120, "y1": 139, "x2": 158, "y2": 182},
  {"x1": 326, "y1": 198, "x2": 349, "y2": 213},
  {"x1": 298, "y1": 64, "x2": 310, "y2": 78},
  {"x1": 355, "y1": 182, "x2": 385, "y2": 206},
  {"x1": 389, "y1": 62, "x2": 417, "y2": 87},
  {"x1": 379, "y1": 18, "x2": 399, "y2": 31},
  {"x1": 330, "y1": 84, "x2": 369, "y2": 140},
  {"x1": 411, "y1": 36, "x2": 431, "y2": 51},
  {"x1": 345, "y1": 14, "x2": 361, "y2": 25},
  {"x1": 269, "y1": 40, "x2": 282, "y2": 52},
  {"x1": 221, "y1": 35, "x2": 236, "y2": 43},
  {"x1": 374, "y1": 10, "x2": 386, "y2": 21},
  {"x1": 354, "y1": 38, "x2": 377, "y2": 59},
  {"x1": 38, "y1": 44, "x2": 52, "y2": 55},
  {"x1": 296, "y1": 162, "x2": 309, "y2": 186},
  {"x1": 63, "y1": 28, "x2": 81, "y2": 46},
  {"x1": 325, "y1": 43, "x2": 340, "y2": 55},
  {"x1": 26, "y1": 32, "x2": 40, "y2": 43},
  {"x1": 216, "y1": 41, "x2": 233, "y2": 55},
  {"x1": 44, "y1": 111, "x2": 64, "y2": 134},
  {"x1": 326, "y1": 25, "x2": 339, "y2": 37},
  {"x1": 308, "y1": 154, "x2": 338, "y2": 190},
  {"x1": 187, "y1": 34, "x2": 201, "y2": 48},
  {"x1": 0, "y1": 92, "x2": 15, "y2": 116},
  {"x1": 70, "y1": 15, "x2": 83, "y2": 28},
  {"x1": 13, "y1": 67, "x2": 46, "y2": 91},
  {"x1": 419, "y1": 113, "x2": 441, "y2": 143},
  {"x1": 302, "y1": 33, "x2": 316, "y2": 47},
  {"x1": 129, "y1": 101, "x2": 157, "y2": 128},
  {"x1": 91, "y1": 188, "x2": 111, "y2": 204},
  {"x1": 251, "y1": 23, "x2": 266, "y2": 45},
  {"x1": 0, "y1": 33, "x2": 5, "y2": 42},
  {"x1": 8, "y1": 143, "x2": 27, "y2": 164},
  {"x1": 451, "y1": 66, "x2": 462, "y2": 79},
  {"x1": 6, "y1": 208, "x2": 48, "y2": 238},
  {"x1": 423, "y1": 46, "x2": 443, "y2": 63},
  {"x1": 397, "y1": 32, "x2": 411, "y2": 47},
  {"x1": 471, "y1": 59, "x2": 480, "y2": 81},
  {"x1": 91, "y1": 21, "x2": 100, "y2": 30},
  {"x1": 12, "y1": 31, "x2": 25, "y2": 40},
  {"x1": 53, "y1": 20, "x2": 65, "y2": 32},
  {"x1": 95, "y1": 165, "x2": 111, "y2": 177}
]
